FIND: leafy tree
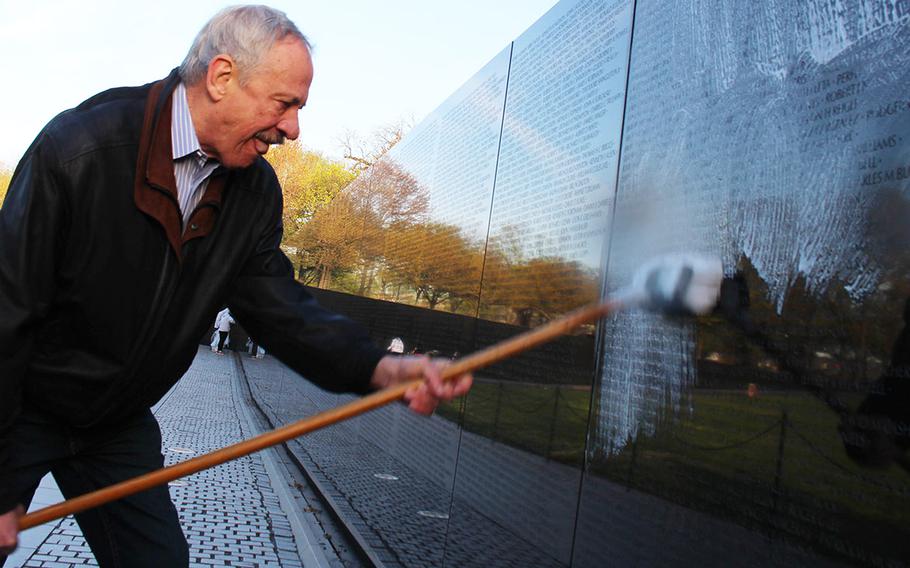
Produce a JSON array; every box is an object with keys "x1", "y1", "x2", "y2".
[
  {"x1": 0, "y1": 166, "x2": 11, "y2": 207},
  {"x1": 480, "y1": 226, "x2": 600, "y2": 326},
  {"x1": 266, "y1": 142, "x2": 354, "y2": 243},
  {"x1": 265, "y1": 142, "x2": 354, "y2": 279},
  {"x1": 296, "y1": 190, "x2": 367, "y2": 288},
  {"x1": 278, "y1": 120, "x2": 420, "y2": 290},
  {"x1": 340, "y1": 119, "x2": 413, "y2": 173},
  {"x1": 293, "y1": 157, "x2": 429, "y2": 290},
  {"x1": 347, "y1": 160, "x2": 429, "y2": 295}
]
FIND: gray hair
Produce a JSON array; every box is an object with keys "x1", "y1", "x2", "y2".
[{"x1": 179, "y1": 5, "x2": 311, "y2": 85}]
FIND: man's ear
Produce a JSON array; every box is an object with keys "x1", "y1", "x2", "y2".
[{"x1": 205, "y1": 54, "x2": 236, "y2": 102}]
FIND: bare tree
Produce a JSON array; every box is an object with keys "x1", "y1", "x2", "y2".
[{"x1": 340, "y1": 117, "x2": 414, "y2": 172}]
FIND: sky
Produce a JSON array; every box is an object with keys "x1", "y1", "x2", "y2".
[{"x1": 0, "y1": 0, "x2": 559, "y2": 168}]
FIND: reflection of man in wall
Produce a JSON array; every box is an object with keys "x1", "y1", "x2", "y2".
[
  {"x1": 838, "y1": 188, "x2": 910, "y2": 471},
  {"x1": 0, "y1": 6, "x2": 472, "y2": 565},
  {"x1": 840, "y1": 297, "x2": 910, "y2": 470}
]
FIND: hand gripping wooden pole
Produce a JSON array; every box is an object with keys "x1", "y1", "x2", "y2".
[{"x1": 18, "y1": 300, "x2": 620, "y2": 531}]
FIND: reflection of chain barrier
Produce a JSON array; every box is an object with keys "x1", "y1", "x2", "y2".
[
  {"x1": 465, "y1": 383, "x2": 496, "y2": 404},
  {"x1": 470, "y1": 382, "x2": 501, "y2": 402},
  {"x1": 557, "y1": 388, "x2": 593, "y2": 421},
  {"x1": 511, "y1": 388, "x2": 558, "y2": 416},
  {"x1": 786, "y1": 422, "x2": 910, "y2": 497},
  {"x1": 670, "y1": 419, "x2": 782, "y2": 452},
  {"x1": 469, "y1": 382, "x2": 590, "y2": 456}
]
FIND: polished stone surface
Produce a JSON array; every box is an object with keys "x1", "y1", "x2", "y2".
[
  {"x1": 278, "y1": 0, "x2": 910, "y2": 566},
  {"x1": 584, "y1": 1, "x2": 910, "y2": 566}
]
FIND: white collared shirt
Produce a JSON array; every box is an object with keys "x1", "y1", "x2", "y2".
[{"x1": 171, "y1": 82, "x2": 220, "y2": 226}]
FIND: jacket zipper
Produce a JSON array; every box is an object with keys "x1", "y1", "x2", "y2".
[
  {"x1": 86, "y1": 241, "x2": 178, "y2": 426},
  {"x1": 132, "y1": 192, "x2": 219, "y2": 367}
]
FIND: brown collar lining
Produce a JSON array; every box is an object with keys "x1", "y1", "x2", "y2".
[{"x1": 133, "y1": 72, "x2": 229, "y2": 261}]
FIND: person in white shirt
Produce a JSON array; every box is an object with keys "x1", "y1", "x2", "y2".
[
  {"x1": 214, "y1": 308, "x2": 235, "y2": 354},
  {"x1": 387, "y1": 337, "x2": 405, "y2": 354}
]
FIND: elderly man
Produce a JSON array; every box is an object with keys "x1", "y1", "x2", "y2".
[{"x1": 0, "y1": 6, "x2": 471, "y2": 566}]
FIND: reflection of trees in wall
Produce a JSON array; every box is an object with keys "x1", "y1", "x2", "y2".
[
  {"x1": 480, "y1": 230, "x2": 600, "y2": 327},
  {"x1": 294, "y1": 157, "x2": 599, "y2": 324},
  {"x1": 295, "y1": 191, "x2": 364, "y2": 288},
  {"x1": 696, "y1": 249, "x2": 910, "y2": 389},
  {"x1": 295, "y1": 160, "x2": 427, "y2": 291},
  {"x1": 384, "y1": 221, "x2": 483, "y2": 313},
  {"x1": 348, "y1": 161, "x2": 429, "y2": 296},
  {"x1": 692, "y1": 190, "x2": 910, "y2": 388}
]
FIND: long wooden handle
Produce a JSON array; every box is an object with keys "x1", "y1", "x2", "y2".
[{"x1": 19, "y1": 299, "x2": 619, "y2": 531}]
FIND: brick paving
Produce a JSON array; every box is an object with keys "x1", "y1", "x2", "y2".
[{"x1": 8, "y1": 348, "x2": 311, "y2": 568}]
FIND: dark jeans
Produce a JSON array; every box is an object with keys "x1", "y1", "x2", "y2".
[
  {"x1": 217, "y1": 331, "x2": 228, "y2": 352},
  {"x1": 0, "y1": 408, "x2": 188, "y2": 567}
]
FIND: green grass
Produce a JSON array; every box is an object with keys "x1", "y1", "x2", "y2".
[
  {"x1": 608, "y1": 390, "x2": 910, "y2": 562},
  {"x1": 627, "y1": 391, "x2": 910, "y2": 522},
  {"x1": 437, "y1": 381, "x2": 592, "y2": 466}
]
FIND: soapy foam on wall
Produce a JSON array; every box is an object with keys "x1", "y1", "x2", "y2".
[{"x1": 596, "y1": 0, "x2": 910, "y2": 452}]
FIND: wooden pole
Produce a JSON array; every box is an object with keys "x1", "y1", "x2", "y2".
[{"x1": 19, "y1": 299, "x2": 619, "y2": 531}]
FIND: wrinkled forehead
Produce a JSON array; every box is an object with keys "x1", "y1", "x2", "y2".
[{"x1": 258, "y1": 36, "x2": 313, "y2": 80}]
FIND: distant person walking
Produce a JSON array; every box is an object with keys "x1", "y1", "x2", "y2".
[
  {"x1": 387, "y1": 337, "x2": 405, "y2": 354},
  {"x1": 214, "y1": 309, "x2": 234, "y2": 354}
]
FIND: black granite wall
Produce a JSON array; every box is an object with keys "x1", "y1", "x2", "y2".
[{"x1": 251, "y1": 1, "x2": 910, "y2": 565}]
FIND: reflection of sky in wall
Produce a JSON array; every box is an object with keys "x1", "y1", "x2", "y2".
[
  {"x1": 488, "y1": 0, "x2": 633, "y2": 271},
  {"x1": 387, "y1": 47, "x2": 511, "y2": 245},
  {"x1": 381, "y1": 0, "x2": 633, "y2": 263}
]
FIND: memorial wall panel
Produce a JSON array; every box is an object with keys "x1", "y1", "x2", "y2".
[
  {"x1": 279, "y1": 48, "x2": 512, "y2": 568},
  {"x1": 445, "y1": 1, "x2": 633, "y2": 566},
  {"x1": 247, "y1": 0, "x2": 910, "y2": 565},
  {"x1": 372, "y1": 46, "x2": 511, "y2": 318},
  {"x1": 575, "y1": 1, "x2": 910, "y2": 566},
  {"x1": 478, "y1": 0, "x2": 632, "y2": 324}
]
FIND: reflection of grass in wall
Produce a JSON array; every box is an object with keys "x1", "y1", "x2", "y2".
[
  {"x1": 632, "y1": 392, "x2": 910, "y2": 524},
  {"x1": 606, "y1": 390, "x2": 910, "y2": 562},
  {"x1": 438, "y1": 385, "x2": 910, "y2": 560},
  {"x1": 436, "y1": 381, "x2": 591, "y2": 466}
]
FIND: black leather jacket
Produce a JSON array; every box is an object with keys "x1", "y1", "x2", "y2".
[{"x1": 0, "y1": 70, "x2": 385, "y2": 510}]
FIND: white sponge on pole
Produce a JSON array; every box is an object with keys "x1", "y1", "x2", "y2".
[{"x1": 616, "y1": 254, "x2": 724, "y2": 316}]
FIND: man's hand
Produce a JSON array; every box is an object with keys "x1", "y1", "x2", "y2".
[
  {"x1": 0, "y1": 505, "x2": 24, "y2": 556},
  {"x1": 370, "y1": 355, "x2": 473, "y2": 415}
]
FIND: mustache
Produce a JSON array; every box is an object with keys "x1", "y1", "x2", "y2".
[{"x1": 255, "y1": 131, "x2": 286, "y2": 145}]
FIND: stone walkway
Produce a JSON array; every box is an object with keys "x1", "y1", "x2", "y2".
[{"x1": 6, "y1": 348, "x2": 335, "y2": 568}]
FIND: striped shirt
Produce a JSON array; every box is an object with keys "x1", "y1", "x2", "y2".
[{"x1": 171, "y1": 82, "x2": 220, "y2": 226}]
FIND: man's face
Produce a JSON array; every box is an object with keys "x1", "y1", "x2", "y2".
[{"x1": 207, "y1": 37, "x2": 313, "y2": 169}]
